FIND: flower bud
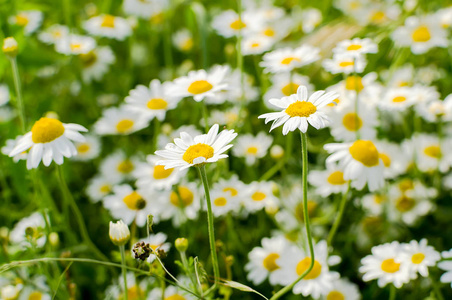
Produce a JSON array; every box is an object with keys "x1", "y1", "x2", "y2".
[
  {"x1": 109, "y1": 220, "x2": 130, "y2": 246},
  {"x1": 175, "y1": 237, "x2": 188, "y2": 252},
  {"x1": 270, "y1": 145, "x2": 284, "y2": 159},
  {"x1": 49, "y1": 232, "x2": 59, "y2": 247},
  {"x1": 1, "y1": 285, "x2": 21, "y2": 300},
  {"x1": 2, "y1": 37, "x2": 18, "y2": 58}
]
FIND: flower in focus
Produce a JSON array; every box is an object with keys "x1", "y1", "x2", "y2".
[
  {"x1": 400, "y1": 239, "x2": 440, "y2": 278},
  {"x1": 109, "y1": 220, "x2": 130, "y2": 246}
]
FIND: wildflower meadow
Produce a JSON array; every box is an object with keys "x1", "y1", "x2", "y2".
[{"x1": 1, "y1": 0, "x2": 452, "y2": 299}]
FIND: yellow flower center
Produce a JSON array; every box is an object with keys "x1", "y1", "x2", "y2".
[
  {"x1": 345, "y1": 76, "x2": 364, "y2": 92},
  {"x1": 424, "y1": 145, "x2": 441, "y2": 158},
  {"x1": 100, "y1": 184, "x2": 111, "y2": 193},
  {"x1": 79, "y1": 51, "x2": 97, "y2": 67},
  {"x1": 327, "y1": 171, "x2": 346, "y2": 185},
  {"x1": 374, "y1": 195, "x2": 385, "y2": 204},
  {"x1": 395, "y1": 195, "x2": 415, "y2": 212},
  {"x1": 327, "y1": 291, "x2": 345, "y2": 300},
  {"x1": 285, "y1": 101, "x2": 317, "y2": 118},
  {"x1": 349, "y1": 140, "x2": 379, "y2": 167},
  {"x1": 150, "y1": 13, "x2": 164, "y2": 25},
  {"x1": 223, "y1": 187, "x2": 238, "y2": 196},
  {"x1": 147, "y1": 98, "x2": 168, "y2": 110},
  {"x1": 77, "y1": 143, "x2": 90, "y2": 154},
  {"x1": 412, "y1": 26, "x2": 431, "y2": 42},
  {"x1": 31, "y1": 117, "x2": 65, "y2": 143},
  {"x1": 16, "y1": 14, "x2": 29, "y2": 26},
  {"x1": 339, "y1": 61, "x2": 354, "y2": 67},
  {"x1": 153, "y1": 165, "x2": 174, "y2": 179},
  {"x1": 392, "y1": 96, "x2": 407, "y2": 103},
  {"x1": 116, "y1": 119, "x2": 134, "y2": 134},
  {"x1": 412, "y1": 253, "x2": 425, "y2": 264},
  {"x1": 187, "y1": 80, "x2": 213, "y2": 95},
  {"x1": 247, "y1": 146, "x2": 258, "y2": 155},
  {"x1": 371, "y1": 11, "x2": 386, "y2": 23},
  {"x1": 213, "y1": 197, "x2": 227, "y2": 206},
  {"x1": 263, "y1": 28, "x2": 275, "y2": 37},
  {"x1": 117, "y1": 160, "x2": 134, "y2": 174},
  {"x1": 379, "y1": 153, "x2": 391, "y2": 167},
  {"x1": 281, "y1": 82, "x2": 299, "y2": 96},
  {"x1": 327, "y1": 98, "x2": 340, "y2": 107},
  {"x1": 182, "y1": 143, "x2": 214, "y2": 164},
  {"x1": 28, "y1": 291, "x2": 43, "y2": 300},
  {"x1": 181, "y1": 38, "x2": 194, "y2": 51},
  {"x1": 399, "y1": 179, "x2": 414, "y2": 192},
  {"x1": 281, "y1": 57, "x2": 301, "y2": 65},
  {"x1": 342, "y1": 112, "x2": 362, "y2": 131},
  {"x1": 251, "y1": 191, "x2": 266, "y2": 201},
  {"x1": 230, "y1": 19, "x2": 246, "y2": 30},
  {"x1": 262, "y1": 253, "x2": 280, "y2": 271},
  {"x1": 347, "y1": 44, "x2": 362, "y2": 51},
  {"x1": 122, "y1": 286, "x2": 144, "y2": 300},
  {"x1": 70, "y1": 43, "x2": 82, "y2": 51},
  {"x1": 296, "y1": 257, "x2": 322, "y2": 279},
  {"x1": 165, "y1": 295, "x2": 186, "y2": 300},
  {"x1": 101, "y1": 14, "x2": 116, "y2": 28},
  {"x1": 170, "y1": 186, "x2": 194, "y2": 207},
  {"x1": 123, "y1": 191, "x2": 146, "y2": 210},
  {"x1": 381, "y1": 258, "x2": 400, "y2": 273}
]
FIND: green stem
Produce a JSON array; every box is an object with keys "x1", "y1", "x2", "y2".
[
  {"x1": 259, "y1": 158, "x2": 287, "y2": 181},
  {"x1": 202, "y1": 101, "x2": 209, "y2": 133},
  {"x1": 10, "y1": 57, "x2": 26, "y2": 132},
  {"x1": 327, "y1": 183, "x2": 350, "y2": 246},
  {"x1": 181, "y1": 251, "x2": 199, "y2": 294},
  {"x1": 197, "y1": 165, "x2": 220, "y2": 291},
  {"x1": 56, "y1": 165, "x2": 107, "y2": 261},
  {"x1": 430, "y1": 273, "x2": 445, "y2": 300},
  {"x1": 269, "y1": 132, "x2": 314, "y2": 300},
  {"x1": 120, "y1": 245, "x2": 128, "y2": 300},
  {"x1": 389, "y1": 284, "x2": 396, "y2": 300}
]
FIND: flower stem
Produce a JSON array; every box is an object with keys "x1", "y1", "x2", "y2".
[
  {"x1": 389, "y1": 284, "x2": 396, "y2": 300},
  {"x1": 120, "y1": 245, "x2": 128, "y2": 300},
  {"x1": 269, "y1": 132, "x2": 314, "y2": 300},
  {"x1": 197, "y1": 165, "x2": 220, "y2": 291},
  {"x1": 327, "y1": 183, "x2": 350, "y2": 246},
  {"x1": 10, "y1": 57, "x2": 26, "y2": 133}
]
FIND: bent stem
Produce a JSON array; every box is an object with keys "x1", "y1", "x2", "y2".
[
  {"x1": 327, "y1": 183, "x2": 350, "y2": 246},
  {"x1": 120, "y1": 245, "x2": 128, "y2": 300},
  {"x1": 197, "y1": 165, "x2": 220, "y2": 292},
  {"x1": 269, "y1": 132, "x2": 314, "y2": 300},
  {"x1": 10, "y1": 57, "x2": 26, "y2": 133}
]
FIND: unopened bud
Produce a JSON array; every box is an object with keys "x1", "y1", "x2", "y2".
[
  {"x1": 109, "y1": 220, "x2": 130, "y2": 246},
  {"x1": 270, "y1": 145, "x2": 284, "y2": 159},
  {"x1": 49, "y1": 232, "x2": 59, "y2": 247},
  {"x1": 2, "y1": 37, "x2": 18, "y2": 58},
  {"x1": 175, "y1": 237, "x2": 188, "y2": 252}
]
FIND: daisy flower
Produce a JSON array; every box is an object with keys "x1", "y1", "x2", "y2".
[
  {"x1": 378, "y1": 87, "x2": 416, "y2": 112},
  {"x1": 360, "y1": 241, "x2": 411, "y2": 288},
  {"x1": 392, "y1": 15, "x2": 448, "y2": 55},
  {"x1": 38, "y1": 24, "x2": 69, "y2": 45},
  {"x1": 155, "y1": 124, "x2": 237, "y2": 170},
  {"x1": 411, "y1": 133, "x2": 452, "y2": 173},
  {"x1": 374, "y1": 141, "x2": 410, "y2": 179},
  {"x1": 264, "y1": 73, "x2": 313, "y2": 109},
  {"x1": 328, "y1": 73, "x2": 382, "y2": 107},
  {"x1": 323, "y1": 278, "x2": 361, "y2": 300},
  {"x1": 86, "y1": 175, "x2": 118, "y2": 203},
  {"x1": 125, "y1": 79, "x2": 182, "y2": 122},
  {"x1": 260, "y1": 45, "x2": 320, "y2": 73},
  {"x1": 359, "y1": 3, "x2": 401, "y2": 26},
  {"x1": 169, "y1": 66, "x2": 229, "y2": 102},
  {"x1": 241, "y1": 35, "x2": 273, "y2": 56},
  {"x1": 80, "y1": 46, "x2": 116, "y2": 83},
  {"x1": 242, "y1": 181, "x2": 278, "y2": 213},
  {"x1": 437, "y1": 6, "x2": 452, "y2": 29},
  {"x1": 8, "y1": 11, "x2": 43, "y2": 35},
  {"x1": 212, "y1": 174, "x2": 247, "y2": 204},
  {"x1": 232, "y1": 132, "x2": 273, "y2": 165},
  {"x1": 209, "y1": 188, "x2": 242, "y2": 217},
  {"x1": 207, "y1": 107, "x2": 241, "y2": 128},
  {"x1": 0, "y1": 84, "x2": 9, "y2": 106},
  {"x1": 173, "y1": 29, "x2": 194, "y2": 52},
  {"x1": 94, "y1": 106, "x2": 149, "y2": 136},
  {"x1": 55, "y1": 34, "x2": 96, "y2": 55},
  {"x1": 400, "y1": 239, "x2": 440, "y2": 278},
  {"x1": 8, "y1": 117, "x2": 87, "y2": 169},
  {"x1": 123, "y1": 0, "x2": 167, "y2": 19},
  {"x1": 361, "y1": 193, "x2": 386, "y2": 216},
  {"x1": 308, "y1": 164, "x2": 349, "y2": 197},
  {"x1": 2, "y1": 136, "x2": 28, "y2": 163},
  {"x1": 272, "y1": 240, "x2": 340, "y2": 298},
  {"x1": 211, "y1": 10, "x2": 263, "y2": 38},
  {"x1": 257, "y1": 19, "x2": 292, "y2": 44},
  {"x1": 324, "y1": 140, "x2": 385, "y2": 191},
  {"x1": 323, "y1": 53, "x2": 367, "y2": 75},
  {"x1": 245, "y1": 234, "x2": 290, "y2": 285},
  {"x1": 103, "y1": 184, "x2": 152, "y2": 226},
  {"x1": 18, "y1": 276, "x2": 51, "y2": 300},
  {"x1": 333, "y1": 38, "x2": 378, "y2": 57},
  {"x1": 83, "y1": 15, "x2": 132, "y2": 40},
  {"x1": 438, "y1": 260, "x2": 452, "y2": 288},
  {"x1": 10, "y1": 212, "x2": 47, "y2": 249},
  {"x1": 259, "y1": 86, "x2": 339, "y2": 135},
  {"x1": 99, "y1": 151, "x2": 140, "y2": 183}
]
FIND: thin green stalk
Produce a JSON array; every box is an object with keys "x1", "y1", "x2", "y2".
[
  {"x1": 201, "y1": 101, "x2": 209, "y2": 133},
  {"x1": 197, "y1": 165, "x2": 220, "y2": 291},
  {"x1": 180, "y1": 250, "x2": 199, "y2": 294},
  {"x1": 10, "y1": 57, "x2": 26, "y2": 132},
  {"x1": 430, "y1": 272, "x2": 445, "y2": 300},
  {"x1": 269, "y1": 132, "x2": 314, "y2": 300},
  {"x1": 152, "y1": 118, "x2": 161, "y2": 152},
  {"x1": 389, "y1": 284, "x2": 396, "y2": 300},
  {"x1": 56, "y1": 165, "x2": 108, "y2": 261},
  {"x1": 327, "y1": 183, "x2": 350, "y2": 246},
  {"x1": 120, "y1": 245, "x2": 128, "y2": 300}
]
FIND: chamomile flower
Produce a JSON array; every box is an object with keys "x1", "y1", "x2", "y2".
[
  {"x1": 374, "y1": 141, "x2": 409, "y2": 179},
  {"x1": 392, "y1": 15, "x2": 448, "y2": 55},
  {"x1": 155, "y1": 124, "x2": 237, "y2": 170},
  {"x1": 18, "y1": 276, "x2": 51, "y2": 300},
  {"x1": 209, "y1": 188, "x2": 241, "y2": 217},
  {"x1": 232, "y1": 132, "x2": 273, "y2": 165},
  {"x1": 207, "y1": 107, "x2": 241, "y2": 127},
  {"x1": 86, "y1": 175, "x2": 118, "y2": 203},
  {"x1": 308, "y1": 164, "x2": 349, "y2": 197},
  {"x1": 361, "y1": 193, "x2": 386, "y2": 216},
  {"x1": 333, "y1": 38, "x2": 378, "y2": 57},
  {"x1": 99, "y1": 151, "x2": 140, "y2": 183},
  {"x1": 55, "y1": 34, "x2": 96, "y2": 55},
  {"x1": 133, "y1": 155, "x2": 185, "y2": 192},
  {"x1": 212, "y1": 174, "x2": 247, "y2": 204},
  {"x1": 0, "y1": 84, "x2": 9, "y2": 106},
  {"x1": 324, "y1": 140, "x2": 385, "y2": 191},
  {"x1": 170, "y1": 66, "x2": 229, "y2": 102},
  {"x1": 322, "y1": 278, "x2": 361, "y2": 300},
  {"x1": 173, "y1": 29, "x2": 194, "y2": 52},
  {"x1": 260, "y1": 45, "x2": 320, "y2": 73},
  {"x1": 257, "y1": 19, "x2": 292, "y2": 43},
  {"x1": 125, "y1": 79, "x2": 182, "y2": 121},
  {"x1": 38, "y1": 24, "x2": 69, "y2": 45},
  {"x1": 80, "y1": 46, "x2": 116, "y2": 83},
  {"x1": 273, "y1": 240, "x2": 340, "y2": 298},
  {"x1": 264, "y1": 73, "x2": 313, "y2": 109},
  {"x1": 259, "y1": 86, "x2": 338, "y2": 134},
  {"x1": 437, "y1": 6, "x2": 452, "y2": 29},
  {"x1": 328, "y1": 73, "x2": 382, "y2": 107},
  {"x1": 2, "y1": 136, "x2": 28, "y2": 163},
  {"x1": 323, "y1": 53, "x2": 367, "y2": 75},
  {"x1": 245, "y1": 234, "x2": 290, "y2": 285},
  {"x1": 411, "y1": 133, "x2": 452, "y2": 173},
  {"x1": 241, "y1": 35, "x2": 273, "y2": 56},
  {"x1": 243, "y1": 181, "x2": 278, "y2": 213},
  {"x1": 401, "y1": 239, "x2": 440, "y2": 278},
  {"x1": 360, "y1": 241, "x2": 413, "y2": 288},
  {"x1": 72, "y1": 135, "x2": 101, "y2": 161},
  {"x1": 438, "y1": 260, "x2": 452, "y2": 288},
  {"x1": 84, "y1": 15, "x2": 132, "y2": 40},
  {"x1": 378, "y1": 87, "x2": 416, "y2": 112},
  {"x1": 8, "y1": 117, "x2": 87, "y2": 169},
  {"x1": 103, "y1": 184, "x2": 152, "y2": 226},
  {"x1": 10, "y1": 212, "x2": 47, "y2": 249},
  {"x1": 9, "y1": 11, "x2": 43, "y2": 35},
  {"x1": 137, "y1": 232, "x2": 171, "y2": 263},
  {"x1": 123, "y1": 0, "x2": 167, "y2": 19},
  {"x1": 211, "y1": 10, "x2": 263, "y2": 38},
  {"x1": 360, "y1": 3, "x2": 401, "y2": 26},
  {"x1": 94, "y1": 106, "x2": 149, "y2": 135}
]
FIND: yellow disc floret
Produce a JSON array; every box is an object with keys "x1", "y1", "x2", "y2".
[
  {"x1": 411, "y1": 253, "x2": 425, "y2": 264},
  {"x1": 342, "y1": 113, "x2": 363, "y2": 131},
  {"x1": 123, "y1": 191, "x2": 146, "y2": 210},
  {"x1": 412, "y1": 25, "x2": 431, "y2": 42},
  {"x1": 347, "y1": 44, "x2": 362, "y2": 51},
  {"x1": 345, "y1": 76, "x2": 364, "y2": 92},
  {"x1": 251, "y1": 191, "x2": 266, "y2": 201},
  {"x1": 327, "y1": 171, "x2": 347, "y2": 185},
  {"x1": 213, "y1": 197, "x2": 227, "y2": 207},
  {"x1": 182, "y1": 143, "x2": 214, "y2": 164},
  {"x1": 153, "y1": 165, "x2": 174, "y2": 179},
  {"x1": 349, "y1": 140, "x2": 379, "y2": 167},
  {"x1": 170, "y1": 186, "x2": 194, "y2": 207},
  {"x1": 31, "y1": 117, "x2": 65, "y2": 144},
  {"x1": 281, "y1": 57, "x2": 301, "y2": 65},
  {"x1": 147, "y1": 98, "x2": 168, "y2": 110},
  {"x1": 327, "y1": 291, "x2": 345, "y2": 300},
  {"x1": 281, "y1": 82, "x2": 299, "y2": 96},
  {"x1": 285, "y1": 101, "x2": 317, "y2": 118},
  {"x1": 116, "y1": 119, "x2": 134, "y2": 134},
  {"x1": 262, "y1": 253, "x2": 280, "y2": 271},
  {"x1": 101, "y1": 14, "x2": 116, "y2": 28},
  {"x1": 187, "y1": 80, "x2": 213, "y2": 94},
  {"x1": 296, "y1": 257, "x2": 322, "y2": 279},
  {"x1": 381, "y1": 258, "x2": 400, "y2": 273},
  {"x1": 230, "y1": 19, "x2": 246, "y2": 30},
  {"x1": 424, "y1": 145, "x2": 441, "y2": 158}
]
